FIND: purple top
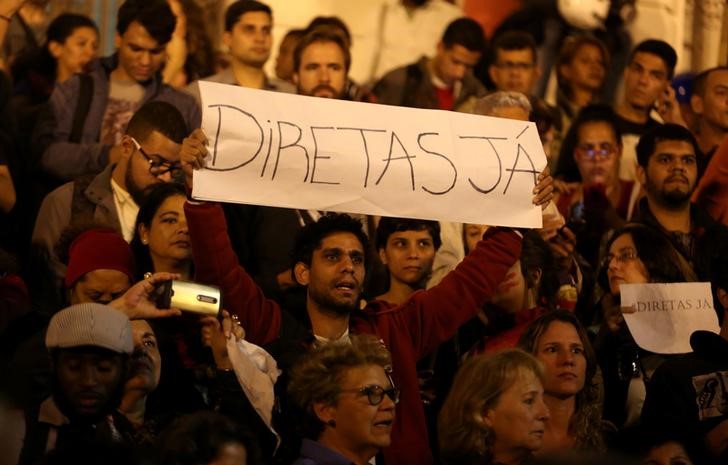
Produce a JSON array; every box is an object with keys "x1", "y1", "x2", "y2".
[{"x1": 291, "y1": 439, "x2": 357, "y2": 465}]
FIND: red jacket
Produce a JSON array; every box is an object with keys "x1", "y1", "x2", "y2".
[{"x1": 185, "y1": 201, "x2": 522, "y2": 465}]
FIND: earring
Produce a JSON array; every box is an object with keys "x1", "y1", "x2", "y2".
[{"x1": 327, "y1": 420, "x2": 336, "y2": 428}]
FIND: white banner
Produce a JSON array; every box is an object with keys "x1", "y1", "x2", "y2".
[
  {"x1": 621, "y1": 282, "x2": 720, "y2": 354},
  {"x1": 193, "y1": 82, "x2": 546, "y2": 227}
]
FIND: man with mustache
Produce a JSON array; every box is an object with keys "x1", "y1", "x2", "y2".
[
  {"x1": 292, "y1": 27, "x2": 350, "y2": 100},
  {"x1": 633, "y1": 124, "x2": 728, "y2": 280},
  {"x1": 7, "y1": 303, "x2": 134, "y2": 465}
]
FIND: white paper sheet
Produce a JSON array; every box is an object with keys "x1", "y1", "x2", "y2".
[
  {"x1": 194, "y1": 82, "x2": 547, "y2": 228},
  {"x1": 621, "y1": 282, "x2": 720, "y2": 354}
]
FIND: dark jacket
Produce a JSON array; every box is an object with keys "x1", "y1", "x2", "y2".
[
  {"x1": 373, "y1": 56, "x2": 486, "y2": 110},
  {"x1": 633, "y1": 197, "x2": 728, "y2": 280},
  {"x1": 35, "y1": 55, "x2": 201, "y2": 181}
]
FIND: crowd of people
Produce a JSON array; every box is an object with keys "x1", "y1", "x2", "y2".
[{"x1": 1, "y1": 1, "x2": 728, "y2": 465}]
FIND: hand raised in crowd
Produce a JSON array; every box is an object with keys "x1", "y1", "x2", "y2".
[
  {"x1": 533, "y1": 168, "x2": 554, "y2": 210},
  {"x1": 602, "y1": 293, "x2": 637, "y2": 333},
  {"x1": 656, "y1": 85, "x2": 688, "y2": 128},
  {"x1": 200, "y1": 310, "x2": 245, "y2": 370},
  {"x1": 549, "y1": 226, "x2": 577, "y2": 273},
  {"x1": 179, "y1": 128, "x2": 209, "y2": 190},
  {"x1": 109, "y1": 272, "x2": 182, "y2": 320}
]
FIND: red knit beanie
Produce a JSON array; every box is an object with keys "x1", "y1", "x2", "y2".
[{"x1": 64, "y1": 229, "x2": 136, "y2": 288}]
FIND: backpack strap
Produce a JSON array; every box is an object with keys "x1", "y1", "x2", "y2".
[{"x1": 69, "y1": 74, "x2": 93, "y2": 143}]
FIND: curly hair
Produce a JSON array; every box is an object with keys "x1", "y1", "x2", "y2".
[
  {"x1": 287, "y1": 334, "x2": 392, "y2": 440},
  {"x1": 438, "y1": 349, "x2": 544, "y2": 465},
  {"x1": 518, "y1": 310, "x2": 605, "y2": 452}
]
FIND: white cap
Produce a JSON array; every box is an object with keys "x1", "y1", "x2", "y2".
[{"x1": 46, "y1": 303, "x2": 133, "y2": 354}]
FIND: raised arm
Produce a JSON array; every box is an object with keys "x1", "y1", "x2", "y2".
[{"x1": 181, "y1": 128, "x2": 282, "y2": 345}]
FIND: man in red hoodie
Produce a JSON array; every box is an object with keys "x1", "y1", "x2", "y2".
[{"x1": 179, "y1": 128, "x2": 553, "y2": 465}]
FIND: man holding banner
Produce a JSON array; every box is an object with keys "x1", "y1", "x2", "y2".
[{"x1": 178, "y1": 99, "x2": 554, "y2": 465}]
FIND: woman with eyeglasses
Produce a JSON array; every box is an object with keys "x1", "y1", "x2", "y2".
[
  {"x1": 287, "y1": 334, "x2": 398, "y2": 465},
  {"x1": 551, "y1": 104, "x2": 641, "y2": 268},
  {"x1": 595, "y1": 224, "x2": 697, "y2": 429},
  {"x1": 518, "y1": 311, "x2": 605, "y2": 455},
  {"x1": 438, "y1": 349, "x2": 550, "y2": 465}
]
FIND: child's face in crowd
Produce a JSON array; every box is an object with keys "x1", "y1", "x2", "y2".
[{"x1": 379, "y1": 229, "x2": 436, "y2": 288}]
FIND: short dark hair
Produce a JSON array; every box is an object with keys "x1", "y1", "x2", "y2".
[
  {"x1": 116, "y1": 0, "x2": 176, "y2": 45},
  {"x1": 692, "y1": 66, "x2": 728, "y2": 98},
  {"x1": 157, "y1": 411, "x2": 262, "y2": 465},
  {"x1": 224, "y1": 0, "x2": 272, "y2": 32},
  {"x1": 521, "y1": 231, "x2": 559, "y2": 309},
  {"x1": 293, "y1": 27, "x2": 351, "y2": 73},
  {"x1": 710, "y1": 244, "x2": 728, "y2": 323},
  {"x1": 125, "y1": 101, "x2": 189, "y2": 145},
  {"x1": 635, "y1": 123, "x2": 700, "y2": 167},
  {"x1": 292, "y1": 213, "x2": 368, "y2": 268},
  {"x1": 555, "y1": 104, "x2": 622, "y2": 181},
  {"x1": 130, "y1": 183, "x2": 187, "y2": 279},
  {"x1": 441, "y1": 17, "x2": 485, "y2": 53},
  {"x1": 629, "y1": 39, "x2": 677, "y2": 80},
  {"x1": 375, "y1": 217, "x2": 442, "y2": 251},
  {"x1": 490, "y1": 30, "x2": 537, "y2": 64},
  {"x1": 305, "y1": 16, "x2": 351, "y2": 47}
]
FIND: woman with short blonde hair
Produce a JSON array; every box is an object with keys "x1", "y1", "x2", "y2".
[{"x1": 439, "y1": 349, "x2": 550, "y2": 465}]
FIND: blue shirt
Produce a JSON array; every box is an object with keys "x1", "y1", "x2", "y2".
[{"x1": 291, "y1": 439, "x2": 357, "y2": 465}]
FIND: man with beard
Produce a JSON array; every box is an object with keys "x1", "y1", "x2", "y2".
[
  {"x1": 180, "y1": 141, "x2": 554, "y2": 465},
  {"x1": 633, "y1": 123, "x2": 728, "y2": 280},
  {"x1": 292, "y1": 27, "x2": 350, "y2": 100},
  {"x1": 32, "y1": 101, "x2": 206, "y2": 293},
  {"x1": 7, "y1": 303, "x2": 134, "y2": 465}
]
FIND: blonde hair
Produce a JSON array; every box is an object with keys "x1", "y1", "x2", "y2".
[{"x1": 438, "y1": 349, "x2": 544, "y2": 465}]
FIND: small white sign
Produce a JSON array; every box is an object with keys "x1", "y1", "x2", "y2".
[{"x1": 621, "y1": 282, "x2": 720, "y2": 354}]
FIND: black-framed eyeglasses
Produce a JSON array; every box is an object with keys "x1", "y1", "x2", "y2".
[
  {"x1": 130, "y1": 137, "x2": 182, "y2": 177},
  {"x1": 340, "y1": 384, "x2": 400, "y2": 406}
]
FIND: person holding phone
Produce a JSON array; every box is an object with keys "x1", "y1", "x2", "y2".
[{"x1": 614, "y1": 39, "x2": 686, "y2": 182}]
